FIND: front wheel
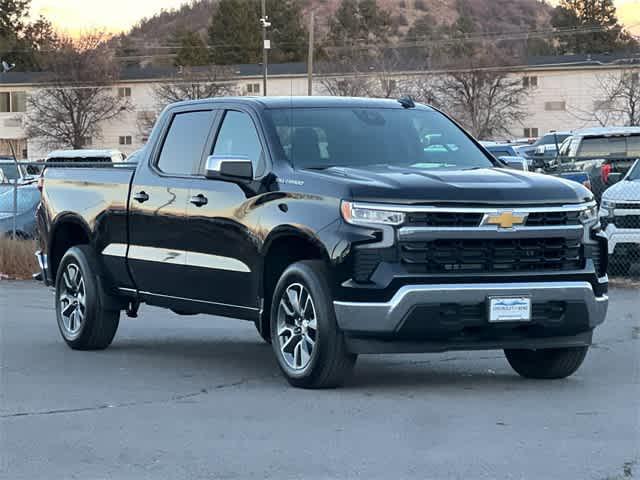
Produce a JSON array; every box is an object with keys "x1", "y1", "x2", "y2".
[
  {"x1": 55, "y1": 246, "x2": 120, "y2": 350},
  {"x1": 504, "y1": 346, "x2": 589, "y2": 379},
  {"x1": 270, "y1": 260, "x2": 356, "y2": 389}
]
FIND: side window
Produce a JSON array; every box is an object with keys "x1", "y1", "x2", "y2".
[
  {"x1": 213, "y1": 111, "x2": 265, "y2": 176},
  {"x1": 157, "y1": 110, "x2": 215, "y2": 175}
]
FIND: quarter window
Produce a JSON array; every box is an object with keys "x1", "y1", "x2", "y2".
[
  {"x1": 213, "y1": 111, "x2": 264, "y2": 176},
  {"x1": 157, "y1": 110, "x2": 215, "y2": 175}
]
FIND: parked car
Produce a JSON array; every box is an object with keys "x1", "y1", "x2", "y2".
[
  {"x1": 599, "y1": 159, "x2": 640, "y2": 274},
  {"x1": 0, "y1": 157, "x2": 30, "y2": 184},
  {"x1": 46, "y1": 149, "x2": 126, "y2": 164},
  {"x1": 546, "y1": 127, "x2": 640, "y2": 200},
  {"x1": 480, "y1": 142, "x2": 520, "y2": 158},
  {"x1": 36, "y1": 96, "x2": 607, "y2": 388},
  {"x1": 519, "y1": 131, "x2": 572, "y2": 160},
  {"x1": 0, "y1": 184, "x2": 40, "y2": 238}
]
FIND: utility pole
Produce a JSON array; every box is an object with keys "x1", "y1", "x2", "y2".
[
  {"x1": 260, "y1": 0, "x2": 270, "y2": 97},
  {"x1": 307, "y1": 11, "x2": 315, "y2": 96}
]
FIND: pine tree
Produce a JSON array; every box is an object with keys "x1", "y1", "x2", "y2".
[
  {"x1": 551, "y1": 0, "x2": 636, "y2": 54},
  {"x1": 174, "y1": 30, "x2": 210, "y2": 67},
  {"x1": 208, "y1": 0, "x2": 308, "y2": 65},
  {"x1": 0, "y1": 0, "x2": 55, "y2": 70},
  {"x1": 269, "y1": 0, "x2": 308, "y2": 63},
  {"x1": 208, "y1": 0, "x2": 262, "y2": 64}
]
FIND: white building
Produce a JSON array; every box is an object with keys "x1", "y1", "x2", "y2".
[{"x1": 0, "y1": 54, "x2": 638, "y2": 160}]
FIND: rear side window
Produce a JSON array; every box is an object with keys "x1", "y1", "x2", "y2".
[
  {"x1": 578, "y1": 137, "x2": 626, "y2": 157},
  {"x1": 157, "y1": 111, "x2": 215, "y2": 175}
]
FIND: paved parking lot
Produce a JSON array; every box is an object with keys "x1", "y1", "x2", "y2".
[{"x1": 1, "y1": 281, "x2": 639, "y2": 480}]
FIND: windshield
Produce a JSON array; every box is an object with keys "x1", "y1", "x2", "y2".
[
  {"x1": 266, "y1": 108, "x2": 494, "y2": 171},
  {"x1": 535, "y1": 133, "x2": 570, "y2": 147},
  {"x1": 628, "y1": 160, "x2": 640, "y2": 181},
  {"x1": 0, "y1": 163, "x2": 22, "y2": 181},
  {"x1": 0, "y1": 187, "x2": 40, "y2": 213}
]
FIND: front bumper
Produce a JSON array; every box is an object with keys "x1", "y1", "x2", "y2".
[
  {"x1": 334, "y1": 281, "x2": 608, "y2": 353},
  {"x1": 602, "y1": 225, "x2": 640, "y2": 254}
]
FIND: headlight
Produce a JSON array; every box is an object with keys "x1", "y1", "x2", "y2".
[
  {"x1": 600, "y1": 199, "x2": 616, "y2": 211},
  {"x1": 341, "y1": 201, "x2": 405, "y2": 226},
  {"x1": 580, "y1": 204, "x2": 599, "y2": 224}
]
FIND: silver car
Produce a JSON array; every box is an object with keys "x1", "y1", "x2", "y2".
[{"x1": 0, "y1": 184, "x2": 41, "y2": 239}]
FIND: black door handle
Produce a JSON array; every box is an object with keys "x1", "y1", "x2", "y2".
[
  {"x1": 190, "y1": 194, "x2": 208, "y2": 207},
  {"x1": 133, "y1": 191, "x2": 149, "y2": 203}
]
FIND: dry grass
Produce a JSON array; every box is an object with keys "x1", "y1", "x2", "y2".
[{"x1": 0, "y1": 237, "x2": 39, "y2": 280}]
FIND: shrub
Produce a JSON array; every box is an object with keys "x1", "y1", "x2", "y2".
[{"x1": 0, "y1": 238, "x2": 38, "y2": 280}]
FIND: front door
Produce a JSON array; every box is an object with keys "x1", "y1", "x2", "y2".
[
  {"x1": 183, "y1": 109, "x2": 268, "y2": 319},
  {"x1": 128, "y1": 109, "x2": 217, "y2": 299}
]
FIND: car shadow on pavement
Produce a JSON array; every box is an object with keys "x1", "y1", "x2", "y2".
[{"x1": 104, "y1": 336, "x2": 585, "y2": 392}]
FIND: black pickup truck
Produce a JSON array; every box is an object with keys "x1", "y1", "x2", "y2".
[{"x1": 36, "y1": 97, "x2": 609, "y2": 388}]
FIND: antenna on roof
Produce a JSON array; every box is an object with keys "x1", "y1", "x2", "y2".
[{"x1": 397, "y1": 95, "x2": 415, "y2": 109}]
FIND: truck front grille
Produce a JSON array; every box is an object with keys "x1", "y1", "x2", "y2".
[
  {"x1": 405, "y1": 211, "x2": 581, "y2": 227},
  {"x1": 614, "y1": 215, "x2": 640, "y2": 229},
  {"x1": 400, "y1": 238, "x2": 584, "y2": 273}
]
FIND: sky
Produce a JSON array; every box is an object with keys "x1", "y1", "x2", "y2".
[{"x1": 30, "y1": 0, "x2": 640, "y2": 37}]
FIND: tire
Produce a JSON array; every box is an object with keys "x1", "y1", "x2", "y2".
[
  {"x1": 55, "y1": 245, "x2": 120, "y2": 350},
  {"x1": 504, "y1": 346, "x2": 589, "y2": 379},
  {"x1": 254, "y1": 318, "x2": 271, "y2": 344},
  {"x1": 270, "y1": 260, "x2": 356, "y2": 388}
]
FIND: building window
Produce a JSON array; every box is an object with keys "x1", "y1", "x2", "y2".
[
  {"x1": 594, "y1": 100, "x2": 612, "y2": 110},
  {"x1": 544, "y1": 101, "x2": 566, "y2": 111},
  {"x1": 523, "y1": 128, "x2": 539, "y2": 138},
  {"x1": 118, "y1": 87, "x2": 132, "y2": 98},
  {"x1": 119, "y1": 135, "x2": 133, "y2": 145},
  {"x1": 80, "y1": 137, "x2": 93, "y2": 147},
  {"x1": 0, "y1": 93, "x2": 10, "y2": 113},
  {"x1": 246, "y1": 83, "x2": 260, "y2": 94},
  {"x1": 10, "y1": 92, "x2": 26, "y2": 112},
  {"x1": 0, "y1": 91, "x2": 27, "y2": 112},
  {"x1": 522, "y1": 76, "x2": 538, "y2": 88}
]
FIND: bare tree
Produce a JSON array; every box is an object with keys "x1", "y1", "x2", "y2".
[
  {"x1": 592, "y1": 69, "x2": 640, "y2": 126},
  {"x1": 133, "y1": 66, "x2": 238, "y2": 142},
  {"x1": 154, "y1": 66, "x2": 237, "y2": 105},
  {"x1": 434, "y1": 69, "x2": 528, "y2": 139},
  {"x1": 25, "y1": 33, "x2": 131, "y2": 150},
  {"x1": 321, "y1": 74, "x2": 372, "y2": 97}
]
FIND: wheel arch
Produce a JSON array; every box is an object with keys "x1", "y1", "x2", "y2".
[
  {"x1": 48, "y1": 213, "x2": 93, "y2": 281},
  {"x1": 258, "y1": 227, "x2": 332, "y2": 338}
]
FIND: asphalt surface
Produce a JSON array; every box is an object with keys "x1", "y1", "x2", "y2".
[{"x1": 0, "y1": 281, "x2": 638, "y2": 480}]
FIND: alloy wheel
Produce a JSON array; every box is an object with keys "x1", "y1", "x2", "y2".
[
  {"x1": 59, "y1": 263, "x2": 86, "y2": 338},
  {"x1": 276, "y1": 283, "x2": 318, "y2": 370}
]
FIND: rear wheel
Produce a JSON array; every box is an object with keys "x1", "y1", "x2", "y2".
[
  {"x1": 504, "y1": 346, "x2": 589, "y2": 379},
  {"x1": 55, "y1": 246, "x2": 120, "y2": 350},
  {"x1": 270, "y1": 260, "x2": 356, "y2": 389}
]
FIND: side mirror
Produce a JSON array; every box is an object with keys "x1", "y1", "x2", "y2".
[
  {"x1": 205, "y1": 154, "x2": 253, "y2": 180},
  {"x1": 499, "y1": 157, "x2": 528, "y2": 171},
  {"x1": 607, "y1": 172, "x2": 623, "y2": 185}
]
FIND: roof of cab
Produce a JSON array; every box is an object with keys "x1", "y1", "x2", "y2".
[
  {"x1": 573, "y1": 126, "x2": 640, "y2": 138},
  {"x1": 171, "y1": 96, "x2": 434, "y2": 110},
  {"x1": 46, "y1": 149, "x2": 125, "y2": 159}
]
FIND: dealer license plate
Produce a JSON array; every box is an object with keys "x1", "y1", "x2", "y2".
[{"x1": 488, "y1": 297, "x2": 531, "y2": 322}]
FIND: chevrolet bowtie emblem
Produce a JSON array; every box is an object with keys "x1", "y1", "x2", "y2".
[{"x1": 483, "y1": 211, "x2": 528, "y2": 229}]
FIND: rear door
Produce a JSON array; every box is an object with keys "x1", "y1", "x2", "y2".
[
  {"x1": 182, "y1": 108, "x2": 269, "y2": 318},
  {"x1": 127, "y1": 108, "x2": 217, "y2": 298}
]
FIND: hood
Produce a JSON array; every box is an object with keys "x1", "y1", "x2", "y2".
[
  {"x1": 306, "y1": 166, "x2": 592, "y2": 206},
  {"x1": 601, "y1": 179, "x2": 640, "y2": 202}
]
